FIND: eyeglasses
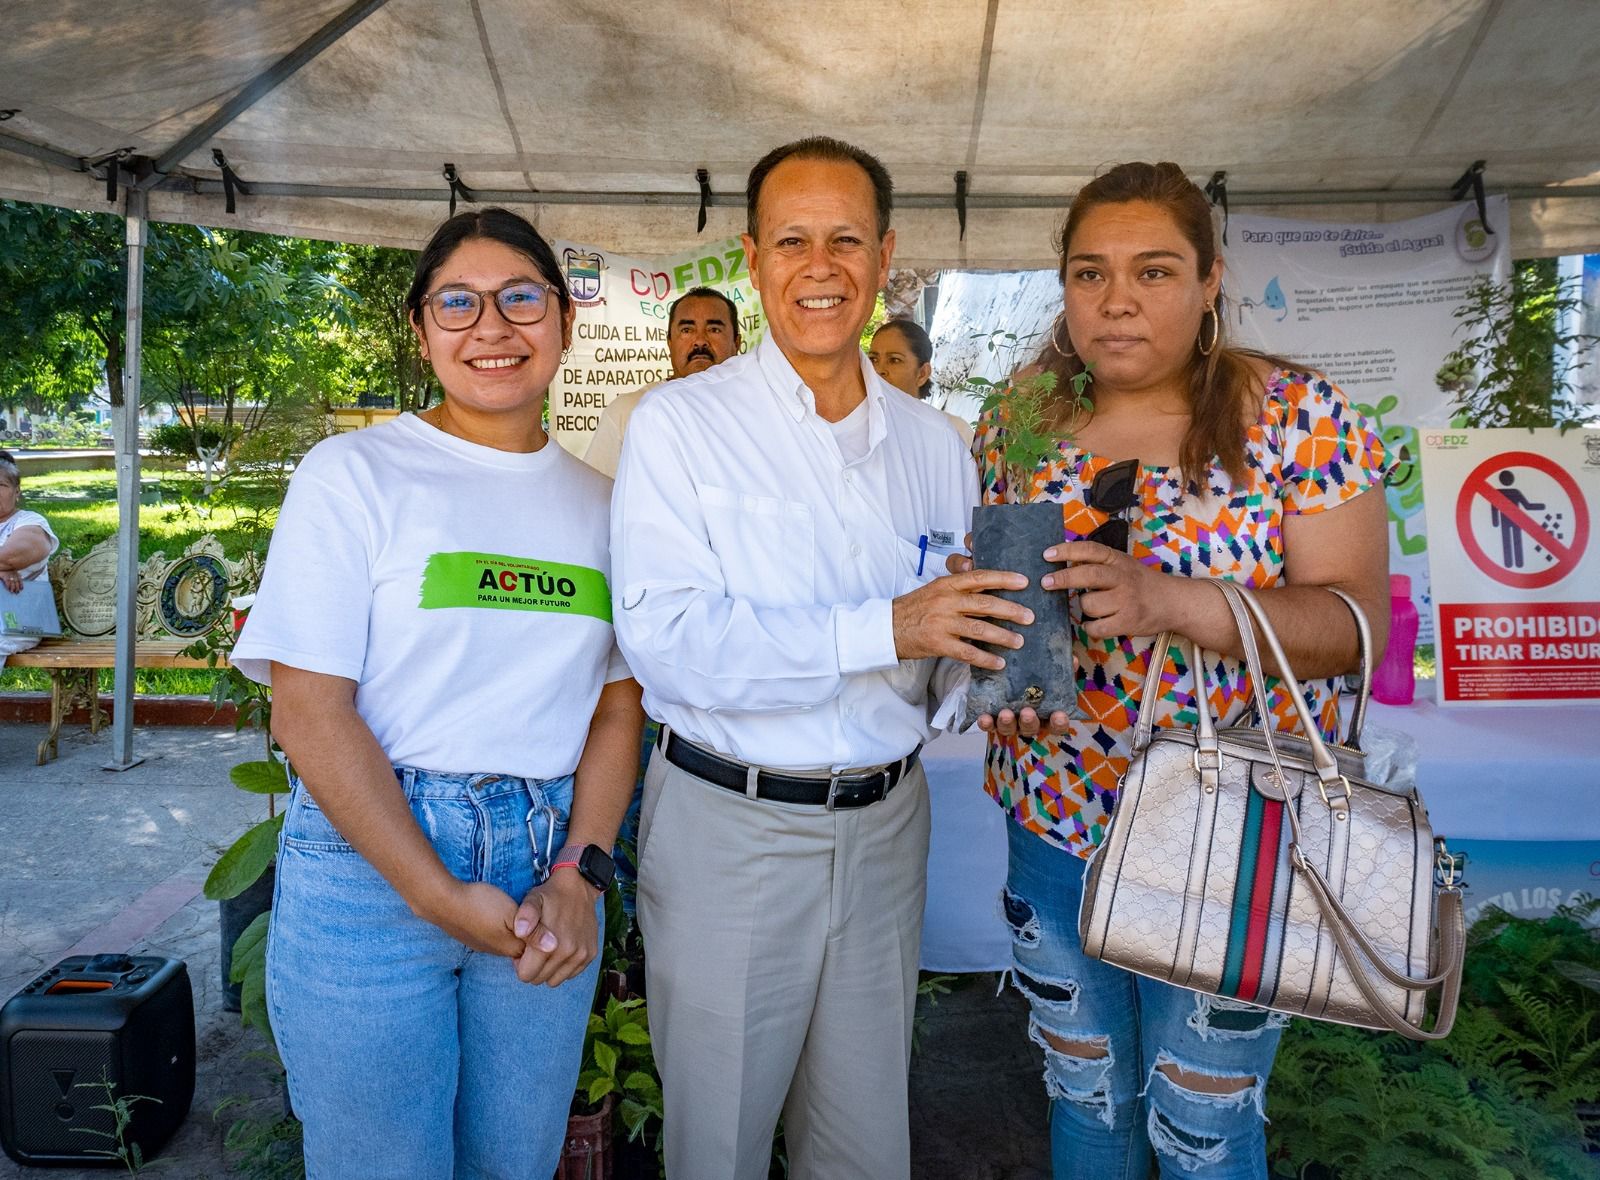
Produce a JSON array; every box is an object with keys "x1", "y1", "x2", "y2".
[
  {"x1": 421, "y1": 281, "x2": 557, "y2": 331},
  {"x1": 1085, "y1": 458, "x2": 1141, "y2": 551}
]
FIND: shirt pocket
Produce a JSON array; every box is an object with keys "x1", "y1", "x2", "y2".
[
  {"x1": 893, "y1": 534, "x2": 946, "y2": 594},
  {"x1": 698, "y1": 485, "x2": 816, "y2": 608}
]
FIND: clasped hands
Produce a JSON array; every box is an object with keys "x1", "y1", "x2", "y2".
[
  {"x1": 893, "y1": 536, "x2": 1180, "y2": 739},
  {"x1": 425, "y1": 871, "x2": 600, "y2": 988}
]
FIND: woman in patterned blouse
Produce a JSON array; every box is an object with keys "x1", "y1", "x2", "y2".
[{"x1": 965, "y1": 163, "x2": 1392, "y2": 1179}]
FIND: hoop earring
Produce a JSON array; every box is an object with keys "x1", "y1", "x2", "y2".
[
  {"x1": 1050, "y1": 312, "x2": 1076, "y2": 359},
  {"x1": 1197, "y1": 303, "x2": 1220, "y2": 357}
]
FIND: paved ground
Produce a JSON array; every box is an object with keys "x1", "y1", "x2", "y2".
[{"x1": 0, "y1": 719, "x2": 1049, "y2": 1178}]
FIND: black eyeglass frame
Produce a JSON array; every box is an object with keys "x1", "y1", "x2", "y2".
[
  {"x1": 1084, "y1": 457, "x2": 1141, "y2": 552},
  {"x1": 420, "y1": 280, "x2": 559, "y2": 331}
]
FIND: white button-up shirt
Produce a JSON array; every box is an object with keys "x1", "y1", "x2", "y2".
[{"x1": 611, "y1": 335, "x2": 977, "y2": 772}]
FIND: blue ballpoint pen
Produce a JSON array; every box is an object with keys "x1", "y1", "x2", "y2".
[{"x1": 916, "y1": 534, "x2": 929, "y2": 575}]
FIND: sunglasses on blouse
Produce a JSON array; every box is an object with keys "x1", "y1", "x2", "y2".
[{"x1": 1084, "y1": 458, "x2": 1140, "y2": 551}]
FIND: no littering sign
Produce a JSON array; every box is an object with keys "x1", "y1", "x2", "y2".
[
  {"x1": 1423, "y1": 430, "x2": 1600, "y2": 705},
  {"x1": 1455, "y1": 450, "x2": 1589, "y2": 590}
]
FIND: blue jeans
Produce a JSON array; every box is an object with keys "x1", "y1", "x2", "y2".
[
  {"x1": 1005, "y1": 822, "x2": 1288, "y2": 1180},
  {"x1": 267, "y1": 767, "x2": 602, "y2": 1180}
]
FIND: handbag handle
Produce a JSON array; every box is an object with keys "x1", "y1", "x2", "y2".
[
  {"x1": 1130, "y1": 583, "x2": 1373, "y2": 757},
  {"x1": 1326, "y1": 587, "x2": 1373, "y2": 749},
  {"x1": 1220, "y1": 582, "x2": 1345, "y2": 790}
]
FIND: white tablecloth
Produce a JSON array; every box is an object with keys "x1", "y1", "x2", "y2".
[{"x1": 917, "y1": 698, "x2": 1600, "y2": 973}]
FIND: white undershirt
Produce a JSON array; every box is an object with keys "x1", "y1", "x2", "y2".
[{"x1": 825, "y1": 396, "x2": 873, "y2": 467}]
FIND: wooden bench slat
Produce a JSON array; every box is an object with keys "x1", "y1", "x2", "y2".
[{"x1": 6, "y1": 641, "x2": 223, "y2": 670}]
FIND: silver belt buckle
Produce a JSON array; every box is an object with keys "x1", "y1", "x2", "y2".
[{"x1": 825, "y1": 764, "x2": 894, "y2": 811}]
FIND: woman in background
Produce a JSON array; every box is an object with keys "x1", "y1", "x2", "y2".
[
  {"x1": 0, "y1": 449, "x2": 60, "y2": 658},
  {"x1": 869, "y1": 317, "x2": 975, "y2": 447}
]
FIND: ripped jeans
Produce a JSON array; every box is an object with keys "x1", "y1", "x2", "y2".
[{"x1": 1004, "y1": 822, "x2": 1287, "y2": 1180}]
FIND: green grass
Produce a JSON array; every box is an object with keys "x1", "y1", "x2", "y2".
[
  {"x1": 2, "y1": 464, "x2": 285, "y2": 699},
  {"x1": 18, "y1": 467, "x2": 283, "y2": 560},
  {"x1": 0, "y1": 666, "x2": 225, "y2": 695}
]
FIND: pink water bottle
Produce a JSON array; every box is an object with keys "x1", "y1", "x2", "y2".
[{"x1": 1372, "y1": 574, "x2": 1419, "y2": 705}]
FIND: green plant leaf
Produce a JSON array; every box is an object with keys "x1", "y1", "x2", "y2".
[
  {"x1": 228, "y1": 911, "x2": 271, "y2": 984},
  {"x1": 229, "y1": 759, "x2": 289, "y2": 794},
  {"x1": 593, "y1": 1040, "x2": 619, "y2": 1079},
  {"x1": 624, "y1": 1074, "x2": 663, "y2": 1109},
  {"x1": 239, "y1": 960, "x2": 270, "y2": 1039},
  {"x1": 203, "y1": 813, "x2": 283, "y2": 900},
  {"x1": 619, "y1": 1098, "x2": 651, "y2": 1137},
  {"x1": 586, "y1": 1076, "x2": 615, "y2": 1105},
  {"x1": 616, "y1": 1021, "x2": 651, "y2": 1045}
]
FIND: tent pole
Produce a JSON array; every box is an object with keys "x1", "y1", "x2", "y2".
[{"x1": 106, "y1": 187, "x2": 147, "y2": 771}]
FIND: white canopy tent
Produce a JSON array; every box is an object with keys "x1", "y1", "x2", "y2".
[
  {"x1": 5, "y1": 0, "x2": 1600, "y2": 264},
  {"x1": 3, "y1": 0, "x2": 1599, "y2": 764}
]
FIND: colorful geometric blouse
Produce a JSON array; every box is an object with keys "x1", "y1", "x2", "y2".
[{"x1": 976, "y1": 369, "x2": 1391, "y2": 859}]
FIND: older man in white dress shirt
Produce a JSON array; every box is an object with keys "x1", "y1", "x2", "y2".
[{"x1": 611, "y1": 137, "x2": 1030, "y2": 1180}]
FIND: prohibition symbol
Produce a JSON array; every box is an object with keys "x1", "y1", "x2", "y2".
[{"x1": 1455, "y1": 450, "x2": 1589, "y2": 589}]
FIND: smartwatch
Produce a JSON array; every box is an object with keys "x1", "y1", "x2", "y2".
[{"x1": 552, "y1": 844, "x2": 616, "y2": 893}]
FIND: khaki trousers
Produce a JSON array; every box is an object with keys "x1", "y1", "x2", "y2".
[{"x1": 636, "y1": 745, "x2": 931, "y2": 1180}]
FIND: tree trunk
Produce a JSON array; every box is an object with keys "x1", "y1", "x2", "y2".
[{"x1": 103, "y1": 334, "x2": 123, "y2": 409}]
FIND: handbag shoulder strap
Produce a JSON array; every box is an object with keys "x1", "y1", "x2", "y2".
[{"x1": 1295, "y1": 854, "x2": 1464, "y2": 1040}]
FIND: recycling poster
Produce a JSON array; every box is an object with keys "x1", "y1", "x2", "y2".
[
  {"x1": 1226, "y1": 198, "x2": 1511, "y2": 641},
  {"x1": 1421, "y1": 428, "x2": 1600, "y2": 705},
  {"x1": 546, "y1": 236, "x2": 766, "y2": 455}
]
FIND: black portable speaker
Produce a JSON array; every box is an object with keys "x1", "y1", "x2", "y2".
[{"x1": 0, "y1": 954, "x2": 195, "y2": 1167}]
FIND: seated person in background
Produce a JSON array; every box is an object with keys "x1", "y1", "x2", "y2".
[
  {"x1": 582, "y1": 285, "x2": 742, "y2": 476},
  {"x1": 0, "y1": 449, "x2": 60, "y2": 658},
  {"x1": 869, "y1": 317, "x2": 975, "y2": 448}
]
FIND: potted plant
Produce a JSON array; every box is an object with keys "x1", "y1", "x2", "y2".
[
  {"x1": 185, "y1": 598, "x2": 286, "y2": 1023},
  {"x1": 559, "y1": 886, "x2": 664, "y2": 1180},
  {"x1": 961, "y1": 330, "x2": 1093, "y2": 727},
  {"x1": 1435, "y1": 260, "x2": 1596, "y2": 430}
]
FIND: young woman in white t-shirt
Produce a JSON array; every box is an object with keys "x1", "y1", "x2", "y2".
[{"x1": 232, "y1": 209, "x2": 644, "y2": 1179}]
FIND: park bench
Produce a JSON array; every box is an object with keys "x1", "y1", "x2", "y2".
[{"x1": 4, "y1": 535, "x2": 259, "y2": 764}]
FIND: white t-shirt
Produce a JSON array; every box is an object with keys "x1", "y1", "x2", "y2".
[
  {"x1": 233, "y1": 414, "x2": 630, "y2": 779},
  {"x1": 581, "y1": 385, "x2": 653, "y2": 479},
  {"x1": 825, "y1": 397, "x2": 873, "y2": 466},
  {"x1": 0, "y1": 508, "x2": 60, "y2": 657}
]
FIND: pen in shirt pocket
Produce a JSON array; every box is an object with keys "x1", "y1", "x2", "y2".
[{"x1": 916, "y1": 534, "x2": 929, "y2": 576}]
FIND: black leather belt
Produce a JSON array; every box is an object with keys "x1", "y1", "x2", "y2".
[{"x1": 657, "y1": 728, "x2": 918, "y2": 810}]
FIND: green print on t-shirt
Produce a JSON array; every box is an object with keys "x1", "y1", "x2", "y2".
[{"x1": 418, "y1": 551, "x2": 612, "y2": 621}]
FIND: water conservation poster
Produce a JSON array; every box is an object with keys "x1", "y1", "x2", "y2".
[
  {"x1": 1226, "y1": 198, "x2": 1511, "y2": 643},
  {"x1": 546, "y1": 236, "x2": 767, "y2": 455}
]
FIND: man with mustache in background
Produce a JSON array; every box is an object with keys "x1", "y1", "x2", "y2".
[{"x1": 582, "y1": 286, "x2": 742, "y2": 477}]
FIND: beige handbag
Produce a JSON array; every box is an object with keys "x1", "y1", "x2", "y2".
[{"x1": 1078, "y1": 580, "x2": 1463, "y2": 1040}]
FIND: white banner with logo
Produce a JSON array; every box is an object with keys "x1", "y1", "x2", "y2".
[
  {"x1": 1421, "y1": 427, "x2": 1600, "y2": 705},
  {"x1": 1225, "y1": 198, "x2": 1511, "y2": 642},
  {"x1": 548, "y1": 236, "x2": 766, "y2": 455}
]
